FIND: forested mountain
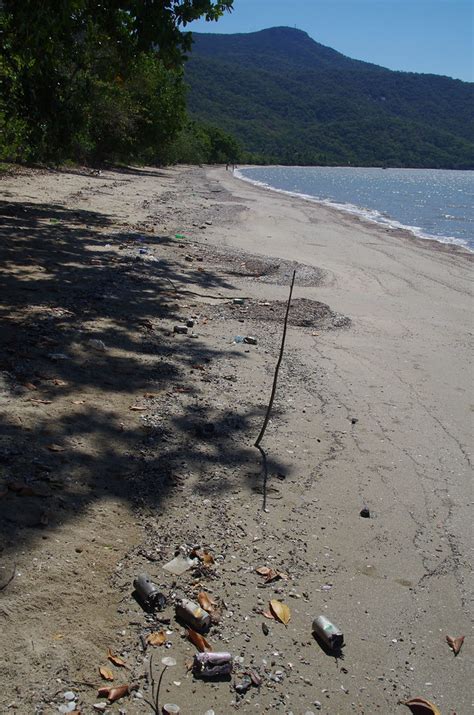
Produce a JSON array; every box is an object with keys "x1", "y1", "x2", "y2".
[{"x1": 185, "y1": 27, "x2": 474, "y2": 168}]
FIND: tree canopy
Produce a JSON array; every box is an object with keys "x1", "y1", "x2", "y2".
[{"x1": 0, "y1": 1, "x2": 236, "y2": 164}]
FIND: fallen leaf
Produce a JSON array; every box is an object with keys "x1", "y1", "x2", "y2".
[
  {"x1": 47, "y1": 444, "x2": 65, "y2": 452},
  {"x1": 185, "y1": 658, "x2": 194, "y2": 671},
  {"x1": 107, "y1": 648, "x2": 128, "y2": 668},
  {"x1": 22, "y1": 382, "x2": 37, "y2": 391},
  {"x1": 187, "y1": 627, "x2": 212, "y2": 652},
  {"x1": 255, "y1": 566, "x2": 288, "y2": 582},
  {"x1": 98, "y1": 684, "x2": 130, "y2": 703},
  {"x1": 197, "y1": 591, "x2": 217, "y2": 613},
  {"x1": 269, "y1": 599, "x2": 291, "y2": 625},
  {"x1": 446, "y1": 634, "x2": 464, "y2": 655},
  {"x1": 129, "y1": 405, "x2": 147, "y2": 411},
  {"x1": 146, "y1": 631, "x2": 167, "y2": 646},
  {"x1": 193, "y1": 549, "x2": 214, "y2": 566},
  {"x1": 262, "y1": 610, "x2": 275, "y2": 620},
  {"x1": 248, "y1": 669, "x2": 263, "y2": 686},
  {"x1": 403, "y1": 697, "x2": 442, "y2": 715},
  {"x1": 99, "y1": 666, "x2": 114, "y2": 681},
  {"x1": 7, "y1": 482, "x2": 38, "y2": 496}
]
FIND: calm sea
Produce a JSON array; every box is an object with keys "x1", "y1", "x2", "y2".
[{"x1": 235, "y1": 166, "x2": 474, "y2": 251}]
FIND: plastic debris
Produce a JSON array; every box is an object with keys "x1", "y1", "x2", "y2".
[{"x1": 162, "y1": 554, "x2": 198, "y2": 576}]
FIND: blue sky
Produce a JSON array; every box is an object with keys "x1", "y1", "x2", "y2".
[{"x1": 188, "y1": 0, "x2": 473, "y2": 82}]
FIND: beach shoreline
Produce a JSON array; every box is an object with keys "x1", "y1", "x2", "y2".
[
  {"x1": 0, "y1": 163, "x2": 471, "y2": 713},
  {"x1": 232, "y1": 165, "x2": 474, "y2": 257}
]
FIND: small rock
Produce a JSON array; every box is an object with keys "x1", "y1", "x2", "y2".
[
  {"x1": 88, "y1": 338, "x2": 106, "y2": 351},
  {"x1": 360, "y1": 506, "x2": 370, "y2": 518},
  {"x1": 173, "y1": 324, "x2": 188, "y2": 334},
  {"x1": 186, "y1": 319, "x2": 194, "y2": 328}
]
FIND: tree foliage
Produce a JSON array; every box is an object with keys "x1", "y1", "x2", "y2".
[{"x1": 0, "y1": 0, "x2": 234, "y2": 163}]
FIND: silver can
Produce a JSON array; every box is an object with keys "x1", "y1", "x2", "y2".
[
  {"x1": 193, "y1": 652, "x2": 233, "y2": 678},
  {"x1": 175, "y1": 598, "x2": 211, "y2": 632},
  {"x1": 312, "y1": 615, "x2": 344, "y2": 650}
]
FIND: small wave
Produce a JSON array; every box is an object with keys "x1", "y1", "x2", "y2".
[{"x1": 234, "y1": 169, "x2": 471, "y2": 252}]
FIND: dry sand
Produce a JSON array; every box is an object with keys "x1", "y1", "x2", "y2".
[{"x1": 0, "y1": 164, "x2": 472, "y2": 714}]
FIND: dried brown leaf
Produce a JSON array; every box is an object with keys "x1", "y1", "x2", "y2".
[
  {"x1": 98, "y1": 684, "x2": 130, "y2": 703},
  {"x1": 193, "y1": 549, "x2": 214, "y2": 566},
  {"x1": 262, "y1": 610, "x2": 275, "y2": 620},
  {"x1": 22, "y1": 382, "x2": 37, "y2": 391},
  {"x1": 99, "y1": 666, "x2": 114, "y2": 681},
  {"x1": 107, "y1": 648, "x2": 128, "y2": 668},
  {"x1": 269, "y1": 599, "x2": 291, "y2": 625},
  {"x1": 7, "y1": 482, "x2": 38, "y2": 496},
  {"x1": 197, "y1": 591, "x2": 217, "y2": 613},
  {"x1": 187, "y1": 627, "x2": 212, "y2": 652},
  {"x1": 146, "y1": 631, "x2": 167, "y2": 646},
  {"x1": 255, "y1": 566, "x2": 272, "y2": 576},
  {"x1": 403, "y1": 697, "x2": 442, "y2": 715},
  {"x1": 446, "y1": 634, "x2": 464, "y2": 655}
]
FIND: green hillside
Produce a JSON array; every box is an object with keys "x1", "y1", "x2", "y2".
[{"x1": 185, "y1": 27, "x2": 474, "y2": 168}]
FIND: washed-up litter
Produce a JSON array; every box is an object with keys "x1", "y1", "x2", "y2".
[
  {"x1": 133, "y1": 573, "x2": 167, "y2": 610},
  {"x1": 193, "y1": 652, "x2": 232, "y2": 678},
  {"x1": 162, "y1": 554, "x2": 198, "y2": 576},
  {"x1": 175, "y1": 598, "x2": 211, "y2": 632},
  {"x1": 244, "y1": 335, "x2": 257, "y2": 344},
  {"x1": 312, "y1": 615, "x2": 344, "y2": 650}
]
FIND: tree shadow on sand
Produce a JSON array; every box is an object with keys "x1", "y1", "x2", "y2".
[{"x1": 0, "y1": 198, "x2": 289, "y2": 557}]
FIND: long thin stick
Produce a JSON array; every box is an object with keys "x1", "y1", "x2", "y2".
[{"x1": 254, "y1": 269, "x2": 296, "y2": 448}]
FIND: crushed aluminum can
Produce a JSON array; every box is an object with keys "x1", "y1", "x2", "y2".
[
  {"x1": 193, "y1": 652, "x2": 233, "y2": 678},
  {"x1": 312, "y1": 615, "x2": 344, "y2": 650},
  {"x1": 175, "y1": 598, "x2": 211, "y2": 633},
  {"x1": 133, "y1": 573, "x2": 166, "y2": 611}
]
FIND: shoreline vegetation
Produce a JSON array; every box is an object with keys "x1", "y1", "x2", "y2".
[{"x1": 0, "y1": 163, "x2": 471, "y2": 713}]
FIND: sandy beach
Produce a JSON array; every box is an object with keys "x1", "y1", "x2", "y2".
[{"x1": 0, "y1": 164, "x2": 472, "y2": 714}]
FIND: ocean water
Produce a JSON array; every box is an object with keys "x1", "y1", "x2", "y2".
[{"x1": 235, "y1": 166, "x2": 474, "y2": 251}]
